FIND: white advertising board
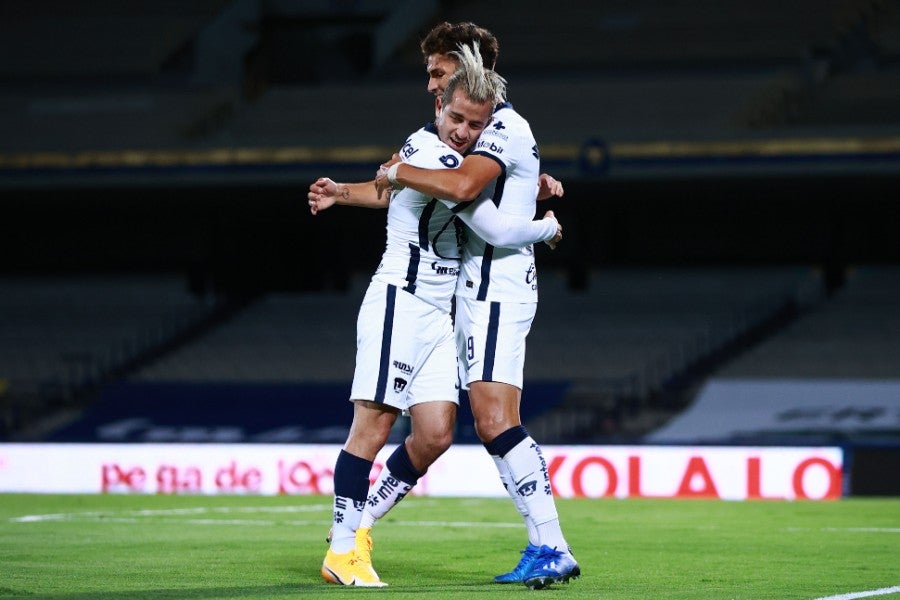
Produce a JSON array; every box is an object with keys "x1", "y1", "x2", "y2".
[{"x1": 0, "y1": 444, "x2": 842, "y2": 500}]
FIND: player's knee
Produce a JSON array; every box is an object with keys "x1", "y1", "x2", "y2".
[
  {"x1": 409, "y1": 429, "x2": 453, "y2": 464},
  {"x1": 433, "y1": 428, "x2": 454, "y2": 454},
  {"x1": 345, "y1": 415, "x2": 395, "y2": 458},
  {"x1": 427, "y1": 428, "x2": 455, "y2": 457},
  {"x1": 472, "y1": 405, "x2": 517, "y2": 441},
  {"x1": 474, "y1": 419, "x2": 505, "y2": 444},
  {"x1": 345, "y1": 432, "x2": 389, "y2": 460}
]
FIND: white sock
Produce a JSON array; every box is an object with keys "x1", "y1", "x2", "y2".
[
  {"x1": 330, "y1": 495, "x2": 364, "y2": 553},
  {"x1": 359, "y1": 465, "x2": 414, "y2": 529},
  {"x1": 492, "y1": 455, "x2": 539, "y2": 546},
  {"x1": 501, "y1": 436, "x2": 569, "y2": 551}
]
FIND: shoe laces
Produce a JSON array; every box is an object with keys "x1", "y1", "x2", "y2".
[
  {"x1": 536, "y1": 545, "x2": 565, "y2": 565},
  {"x1": 509, "y1": 545, "x2": 540, "y2": 575},
  {"x1": 355, "y1": 531, "x2": 373, "y2": 563}
]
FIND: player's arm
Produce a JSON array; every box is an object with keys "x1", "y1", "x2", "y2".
[
  {"x1": 308, "y1": 177, "x2": 388, "y2": 215},
  {"x1": 376, "y1": 154, "x2": 501, "y2": 203},
  {"x1": 454, "y1": 198, "x2": 561, "y2": 249}
]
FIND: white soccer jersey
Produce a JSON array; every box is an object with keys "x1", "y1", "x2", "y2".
[
  {"x1": 372, "y1": 123, "x2": 463, "y2": 312},
  {"x1": 453, "y1": 102, "x2": 542, "y2": 303},
  {"x1": 353, "y1": 122, "x2": 555, "y2": 404}
]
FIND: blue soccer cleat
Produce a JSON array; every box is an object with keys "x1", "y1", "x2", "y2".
[
  {"x1": 493, "y1": 543, "x2": 541, "y2": 583},
  {"x1": 522, "y1": 545, "x2": 581, "y2": 590}
]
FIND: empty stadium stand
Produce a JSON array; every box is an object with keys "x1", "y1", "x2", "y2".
[
  {"x1": 1, "y1": 2, "x2": 898, "y2": 454},
  {"x1": 1, "y1": 0, "x2": 898, "y2": 178},
  {"x1": 72, "y1": 266, "x2": 818, "y2": 443},
  {"x1": 523, "y1": 266, "x2": 825, "y2": 440},
  {"x1": 412, "y1": 0, "x2": 850, "y2": 70},
  {"x1": 645, "y1": 265, "x2": 900, "y2": 447},
  {"x1": 0, "y1": 274, "x2": 225, "y2": 437},
  {"x1": 713, "y1": 265, "x2": 900, "y2": 379},
  {"x1": 132, "y1": 277, "x2": 369, "y2": 383}
]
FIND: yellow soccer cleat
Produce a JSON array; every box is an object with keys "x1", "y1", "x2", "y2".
[
  {"x1": 321, "y1": 548, "x2": 387, "y2": 587},
  {"x1": 355, "y1": 527, "x2": 374, "y2": 564}
]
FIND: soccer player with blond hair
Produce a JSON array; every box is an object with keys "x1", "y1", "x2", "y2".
[{"x1": 313, "y1": 42, "x2": 560, "y2": 587}]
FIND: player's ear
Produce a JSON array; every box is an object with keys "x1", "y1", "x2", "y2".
[{"x1": 434, "y1": 96, "x2": 443, "y2": 119}]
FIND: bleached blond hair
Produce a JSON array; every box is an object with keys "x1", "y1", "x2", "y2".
[{"x1": 442, "y1": 41, "x2": 507, "y2": 107}]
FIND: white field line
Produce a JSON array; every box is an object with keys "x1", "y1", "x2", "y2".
[
  {"x1": 9, "y1": 504, "x2": 332, "y2": 523},
  {"x1": 813, "y1": 586, "x2": 900, "y2": 600},
  {"x1": 787, "y1": 527, "x2": 900, "y2": 534},
  {"x1": 8, "y1": 505, "x2": 519, "y2": 529},
  {"x1": 821, "y1": 528, "x2": 900, "y2": 534}
]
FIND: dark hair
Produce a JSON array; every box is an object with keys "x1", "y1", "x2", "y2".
[
  {"x1": 442, "y1": 42, "x2": 507, "y2": 107},
  {"x1": 420, "y1": 21, "x2": 500, "y2": 69}
]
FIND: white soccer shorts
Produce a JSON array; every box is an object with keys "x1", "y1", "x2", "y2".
[
  {"x1": 455, "y1": 296, "x2": 536, "y2": 390},
  {"x1": 350, "y1": 281, "x2": 459, "y2": 410}
]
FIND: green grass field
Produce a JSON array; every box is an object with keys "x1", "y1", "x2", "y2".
[{"x1": 1, "y1": 493, "x2": 898, "y2": 599}]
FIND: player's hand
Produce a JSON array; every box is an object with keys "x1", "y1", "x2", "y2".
[
  {"x1": 537, "y1": 173, "x2": 564, "y2": 201},
  {"x1": 375, "y1": 154, "x2": 402, "y2": 199},
  {"x1": 308, "y1": 177, "x2": 339, "y2": 215},
  {"x1": 379, "y1": 153, "x2": 401, "y2": 172},
  {"x1": 543, "y1": 210, "x2": 562, "y2": 249}
]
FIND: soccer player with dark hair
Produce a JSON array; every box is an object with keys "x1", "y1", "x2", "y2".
[
  {"x1": 376, "y1": 28, "x2": 581, "y2": 591},
  {"x1": 420, "y1": 21, "x2": 500, "y2": 94}
]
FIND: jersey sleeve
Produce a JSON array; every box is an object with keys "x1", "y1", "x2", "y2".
[
  {"x1": 470, "y1": 117, "x2": 520, "y2": 171},
  {"x1": 402, "y1": 132, "x2": 464, "y2": 170},
  {"x1": 451, "y1": 196, "x2": 557, "y2": 249}
]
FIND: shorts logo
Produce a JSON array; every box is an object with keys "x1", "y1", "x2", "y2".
[
  {"x1": 393, "y1": 377, "x2": 408, "y2": 392},
  {"x1": 392, "y1": 360, "x2": 413, "y2": 375}
]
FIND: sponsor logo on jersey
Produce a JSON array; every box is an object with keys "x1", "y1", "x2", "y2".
[
  {"x1": 475, "y1": 139, "x2": 504, "y2": 154},
  {"x1": 525, "y1": 263, "x2": 536, "y2": 284},
  {"x1": 482, "y1": 121, "x2": 509, "y2": 141},
  {"x1": 393, "y1": 377, "x2": 408, "y2": 392},
  {"x1": 400, "y1": 140, "x2": 419, "y2": 160},
  {"x1": 431, "y1": 262, "x2": 460, "y2": 276}
]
